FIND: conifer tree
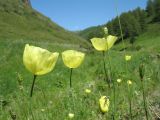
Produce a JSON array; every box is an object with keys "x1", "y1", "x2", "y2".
[
  {"x1": 146, "y1": 0, "x2": 155, "y2": 17},
  {"x1": 154, "y1": 0, "x2": 160, "y2": 22}
]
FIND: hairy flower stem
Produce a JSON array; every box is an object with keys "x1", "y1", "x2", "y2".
[
  {"x1": 112, "y1": 81, "x2": 116, "y2": 120},
  {"x1": 107, "y1": 50, "x2": 116, "y2": 120},
  {"x1": 102, "y1": 51, "x2": 110, "y2": 88},
  {"x1": 115, "y1": 0, "x2": 128, "y2": 72},
  {"x1": 128, "y1": 86, "x2": 132, "y2": 120},
  {"x1": 70, "y1": 68, "x2": 73, "y2": 88},
  {"x1": 129, "y1": 99, "x2": 132, "y2": 120},
  {"x1": 111, "y1": 79, "x2": 116, "y2": 120},
  {"x1": 141, "y1": 79, "x2": 149, "y2": 120},
  {"x1": 30, "y1": 75, "x2": 37, "y2": 97},
  {"x1": 105, "y1": 50, "x2": 116, "y2": 120}
]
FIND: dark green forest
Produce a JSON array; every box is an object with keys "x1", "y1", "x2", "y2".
[{"x1": 79, "y1": 0, "x2": 160, "y2": 44}]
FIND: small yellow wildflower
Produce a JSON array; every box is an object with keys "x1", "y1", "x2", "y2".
[
  {"x1": 68, "y1": 113, "x2": 74, "y2": 119},
  {"x1": 41, "y1": 109, "x2": 45, "y2": 112},
  {"x1": 127, "y1": 80, "x2": 132, "y2": 85},
  {"x1": 125, "y1": 55, "x2": 131, "y2": 61},
  {"x1": 117, "y1": 79, "x2": 122, "y2": 83},
  {"x1": 85, "y1": 89, "x2": 91, "y2": 94}
]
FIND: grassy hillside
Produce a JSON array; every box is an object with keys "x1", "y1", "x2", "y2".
[
  {"x1": 135, "y1": 23, "x2": 160, "y2": 51},
  {"x1": 78, "y1": 26, "x2": 104, "y2": 41},
  {"x1": 114, "y1": 23, "x2": 160, "y2": 52},
  {"x1": 0, "y1": 0, "x2": 89, "y2": 47}
]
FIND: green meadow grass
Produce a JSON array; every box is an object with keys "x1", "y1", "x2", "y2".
[
  {"x1": 114, "y1": 23, "x2": 160, "y2": 51},
  {"x1": 0, "y1": 37, "x2": 160, "y2": 120}
]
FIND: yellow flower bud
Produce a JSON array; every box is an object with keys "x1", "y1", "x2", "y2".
[
  {"x1": 99, "y1": 96, "x2": 110, "y2": 113},
  {"x1": 41, "y1": 109, "x2": 45, "y2": 112},
  {"x1": 125, "y1": 55, "x2": 131, "y2": 61},
  {"x1": 68, "y1": 113, "x2": 74, "y2": 119},
  {"x1": 104, "y1": 27, "x2": 108, "y2": 34},
  {"x1": 127, "y1": 80, "x2": 132, "y2": 85},
  {"x1": 62, "y1": 50, "x2": 85, "y2": 68},
  {"x1": 23, "y1": 44, "x2": 59, "y2": 75},
  {"x1": 117, "y1": 79, "x2": 122, "y2": 83},
  {"x1": 90, "y1": 35, "x2": 117, "y2": 51},
  {"x1": 85, "y1": 89, "x2": 91, "y2": 94}
]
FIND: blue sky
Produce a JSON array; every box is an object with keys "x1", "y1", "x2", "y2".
[{"x1": 31, "y1": 0, "x2": 147, "y2": 31}]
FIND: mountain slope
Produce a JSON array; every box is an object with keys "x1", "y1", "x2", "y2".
[
  {"x1": 78, "y1": 26, "x2": 104, "y2": 41},
  {"x1": 134, "y1": 23, "x2": 160, "y2": 51},
  {"x1": 0, "y1": 0, "x2": 89, "y2": 47}
]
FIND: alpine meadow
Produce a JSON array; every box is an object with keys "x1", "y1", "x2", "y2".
[{"x1": 0, "y1": 0, "x2": 160, "y2": 120}]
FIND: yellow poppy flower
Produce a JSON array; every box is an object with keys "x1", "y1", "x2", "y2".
[
  {"x1": 23, "y1": 44, "x2": 59, "y2": 75},
  {"x1": 127, "y1": 80, "x2": 132, "y2": 85},
  {"x1": 99, "y1": 96, "x2": 110, "y2": 113},
  {"x1": 90, "y1": 35, "x2": 117, "y2": 51},
  {"x1": 62, "y1": 50, "x2": 85, "y2": 68},
  {"x1": 125, "y1": 55, "x2": 131, "y2": 61},
  {"x1": 85, "y1": 89, "x2": 91, "y2": 94},
  {"x1": 68, "y1": 113, "x2": 74, "y2": 119}
]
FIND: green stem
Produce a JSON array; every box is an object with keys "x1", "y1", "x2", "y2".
[
  {"x1": 30, "y1": 75, "x2": 37, "y2": 97},
  {"x1": 115, "y1": 0, "x2": 128, "y2": 73},
  {"x1": 106, "y1": 49, "x2": 116, "y2": 119},
  {"x1": 29, "y1": 96, "x2": 35, "y2": 120},
  {"x1": 115, "y1": 0, "x2": 125, "y2": 52},
  {"x1": 141, "y1": 79, "x2": 149, "y2": 120},
  {"x1": 102, "y1": 51, "x2": 110, "y2": 87},
  {"x1": 0, "y1": 97, "x2": 2, "y2": 117},
  {"x1": 70, "y1": 68, "x2": 73, "y2": 88},
  {"x1": 128, "y1": 86, "x2": 132, "y2": 120},
  {"x1": 107, "y1": 50, "x2": 116, "y2": 120},
  {"x1": 111, "y1": 81, "x2": 116, "y2": 120},
  {"x1": 110, "y1": 82, "x2": 115, "y2": 120},
  {"x1": 129, "y1": 99, "x2": 132, "y2": 120},
  {"x1": 106, "y1": 50, "x2": 116, "y2": 119}
]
